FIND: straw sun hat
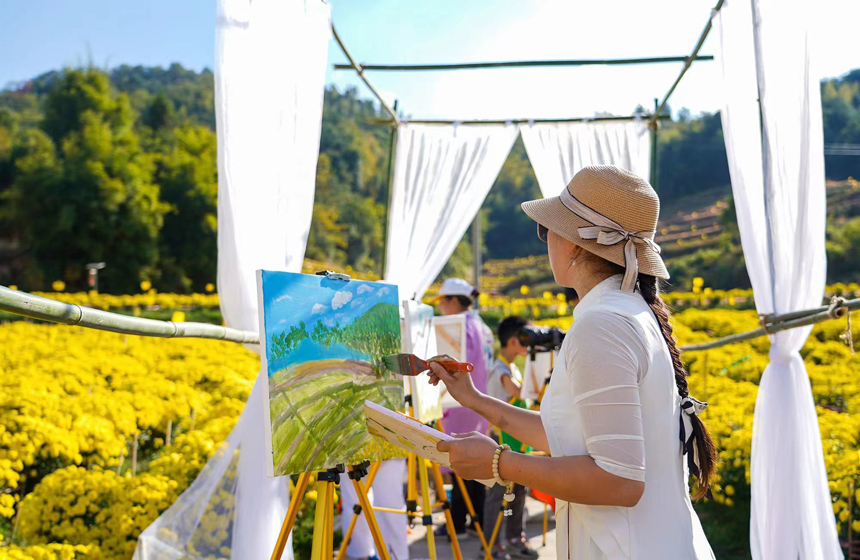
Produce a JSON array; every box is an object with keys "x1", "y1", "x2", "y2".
[{"x1": 521, "y1": 165, "x2": 669, "y2": 292}]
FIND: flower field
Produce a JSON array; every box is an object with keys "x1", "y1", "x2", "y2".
[{"x1": 1, "y1": 287, "x2": 859, "y2": 558}]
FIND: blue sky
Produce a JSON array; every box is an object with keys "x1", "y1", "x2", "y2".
[
  {"x1": 261, "y1": 272, "x2": 398, "y2": 335},
  {"x1": 3, "y1": 0, "x2": 860, "y2": 119}
]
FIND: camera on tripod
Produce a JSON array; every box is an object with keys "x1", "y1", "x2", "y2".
[{"x1": 517, "y1": 325, "x2": 566, "y2": 351}]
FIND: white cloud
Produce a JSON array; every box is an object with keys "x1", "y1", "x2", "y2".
[
  {"x1": 356, "y1": 284, "x2": 374, "y2": 295},
  {"x1": 331, "y1": 290, "x2": 353, "y2": 310},
  {"x1": 312, "y1": 303, "x2": 327, "y2": 315},
  {"x1": 273, "y1": 293, "x2": 292, "y2": 303},
  {"x1": 377, "y1": 287, "x2": 391, "y2": 297}
]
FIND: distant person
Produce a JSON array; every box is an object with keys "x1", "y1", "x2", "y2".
[
  {"x1": 429, "y1": 166, "x2": 716, "y2": 559},
  {"x1": 434, "y1": 277, "x2": 489, "y2": 537},
  {"x1": 484, "y1": 315, "x2": 538, "y2": 559}
]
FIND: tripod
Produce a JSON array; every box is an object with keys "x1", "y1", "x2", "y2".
[{"x1": 271, "y1": 463, "x2": 390, "y2": 560}]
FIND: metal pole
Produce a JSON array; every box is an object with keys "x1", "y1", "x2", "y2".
[
  {"x1": 331, "y1": 25, "x2": 400, "y2": 126},
  {"x1": 472, "y1": 214, "x2": 481, "y2": 304},
  {"x1": 651, "y1": 0, "x2": 725, "y2": 125},
  {"x1": 333, "y1": 55, "x2": 714, "y2": 72},
  {"x1": 650, "y1": 98, "x2": 659, "y2": 190}
]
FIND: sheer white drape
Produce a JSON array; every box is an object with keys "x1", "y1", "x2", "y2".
[
  {"x1": 135, "y1": 1, "x2": 331, "y2": 558},
  {"x1": 384, "y1": 124, "x2": 518, "y2": 300},
  {"x1": 713, "y1": 1, "x2": 840, "y2": 558},
  {"x1": 520, "y1": 120, "x2": 651, "y2": 197}
]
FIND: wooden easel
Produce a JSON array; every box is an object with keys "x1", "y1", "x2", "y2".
[{"x1": 271, "y1": 463, "x2": 391, "y2": 560}]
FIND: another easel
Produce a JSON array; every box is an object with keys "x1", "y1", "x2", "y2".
[
  {"x1": 336, "y1": 395, "x2": 467, "y2": 560},
  {"x1": 483, "y1": 351, "x2": 556, "y2": 557}
]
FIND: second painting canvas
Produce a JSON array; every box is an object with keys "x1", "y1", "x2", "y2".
[{"x1": 257, "y1": 270, "x2": 405, "y2": 477}]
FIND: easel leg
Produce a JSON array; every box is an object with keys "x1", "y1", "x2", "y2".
[
  {"x1": 325, "y1": 480, "x2": 336, "y2": 560},
  {"x1": 311, "y1": 479, "x2": 331, "y2": 560},
  {"x1": 485, "y1": 509, "x2": 504, "y2": 560},
  {"x1": 406, "y1": 452, "x2": 417, "y2": 521},
  {"x1": 350, "y1": 468, "x2": 392, "y2": 560},
  {"x1": 430, "y1": 462, "x2": 463, "y2": 560},
  {"x1": 542, "y1": 503, "x2": 548, "y2": 547},
  {"x1": 417, "y1": 456, "x2": 437, "y2": 560},
  {"x1": 454, "y1": 474, "x2": 491, "y2": 556},
  {"x1": 272, "y1": 472, "x2": 312, "y2": 560},
  {"x1": 335, "y1": 463, "x2": 382, "y2": 560}
]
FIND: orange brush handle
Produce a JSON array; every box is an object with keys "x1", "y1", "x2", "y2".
[{"x1": 428, "y1": 360, "x2": 474, "y2": 374}]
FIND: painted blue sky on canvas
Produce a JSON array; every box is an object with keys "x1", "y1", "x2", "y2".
[{"x1": 260, "y1": 271, "x2": 399, "y2": 370}]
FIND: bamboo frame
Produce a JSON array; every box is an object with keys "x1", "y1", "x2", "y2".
[
  {"x1": 333, "y1": 55, "x2": 714, "y2": 73},
  {"x1": 332, "y1": 25, "x2": 400, "y2": 125},
  {"x1": 680, "y1": 298, "x2": 860, "y2": 353},
  {"x1": 0, "y1": 285, "x2": 259, "y2": 344},
  {"x1": 651, "y1": 0, "x2": 725, "y2": 124},
  {"x1": 373, "y1": 114, "x2": 670, "y2": 127}
]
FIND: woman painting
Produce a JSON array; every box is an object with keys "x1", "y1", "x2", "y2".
[{"x1": 429, "y1": 166, "x2": 716, "y2": 559}]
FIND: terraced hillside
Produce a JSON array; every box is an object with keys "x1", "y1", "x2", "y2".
[{"x1": 478, "y1": 179, "x2": 859, "y2": 295}]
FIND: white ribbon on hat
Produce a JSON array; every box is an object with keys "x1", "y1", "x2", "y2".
[{"x1": 559, "y1": 188, "x2": 661, "y2": 292}]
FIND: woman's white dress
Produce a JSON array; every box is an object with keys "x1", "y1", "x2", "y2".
[{"x1": 540, "y1": 275, "x2": 715, "y2": 559}]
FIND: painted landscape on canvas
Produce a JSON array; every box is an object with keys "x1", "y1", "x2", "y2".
[{"x1": 258, "y1": 271, "x2": 404, "y2": 477}]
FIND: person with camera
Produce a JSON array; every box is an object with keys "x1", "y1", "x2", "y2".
[
  {"x1": 483, "y1": 315, "x2": 538, "y2": 559},
  {"x1": 429, "y1": 166, "x2": 715, "y2": 559}
]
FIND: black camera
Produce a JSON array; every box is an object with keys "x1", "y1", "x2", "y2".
[{"x1": 517, "y1": 325, "x2": 566, "y2": 350}]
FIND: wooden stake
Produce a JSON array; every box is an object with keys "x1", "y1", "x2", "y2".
[
  {"x1": 166, "y1": 419, "x2": 172, "y2": 447},
  {"x1": 131, "y1": 432, "x2": 139, "y2": 476}
]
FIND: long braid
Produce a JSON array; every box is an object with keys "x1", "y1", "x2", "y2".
[{"x1": 638, "y1": 274, "x2": 716, "y2": 500}]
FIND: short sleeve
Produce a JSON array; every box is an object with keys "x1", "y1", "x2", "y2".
[{"x1": 566, "y1": 311, "x2": 648, "y2": 482}]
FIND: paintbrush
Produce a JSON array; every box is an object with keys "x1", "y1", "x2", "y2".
[{"x1": 382, "y1": 353, "x2": 474, "y2": 376}]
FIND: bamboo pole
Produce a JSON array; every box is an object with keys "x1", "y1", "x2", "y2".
[
  {"x1": 680, "y1": 299, "x2": 860, "y2": 353},
  {"x1": 380, "y1": 111, "x2": 398, "y2": 280},
  {"x1": 374, "y1": 114, "x2": 670, "y2": 127},
  {"x1": 651, "y1": 0, "x2": 725, "y2": 124},
  {"x1": 0, "y1": 285, "x2": 258, "y2": 344},
  {"x1": 331, "y1": 25, "x2": 400, "y2": 126},
  {"x1": 333, "y1": 55, "x2": 714, "y2": 72},
  {"x1": 166, "y1": 419, "x2": 173, "y2": 447}
]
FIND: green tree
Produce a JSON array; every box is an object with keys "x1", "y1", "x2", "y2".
[
  {"x1": 8, "y1": 68, "x2": 167, "y2": 292},
  {"x1": 155, "y1": 124, "x2": 218, "y2": 292}
]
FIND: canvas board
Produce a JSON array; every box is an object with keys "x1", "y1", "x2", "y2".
[
  {"x1": 521, "y1": 350, "x2": 557, "y2": 402},
  {"x1": 257, "y1": 270, "x2": 405, "y2": 477},
  {"x1": 431, "y1": 315, "x2": 468, "y2": 410},
  {"x1": 403, "y1": 300, "x2": 443, "y2": 422}
]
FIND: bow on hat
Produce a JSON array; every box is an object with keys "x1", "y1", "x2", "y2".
[{"x1": 559, "y1": 190, "x2": 661, "y2": 292}]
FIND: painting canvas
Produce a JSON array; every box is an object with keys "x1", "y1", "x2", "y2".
[
  {"x1": 257, "y1": 270, "x2": 405, "y2": 477},
  {"x1": 521, "y1": 350, "x2": 557, "y2": 401},
  {"x1": 403, "y1": 300, "x2": 443, "y2": 422},
  {"x1": 431, "y1": 315, "x2": 467, "y2": 410}
]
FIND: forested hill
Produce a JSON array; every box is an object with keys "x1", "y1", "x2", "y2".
[{"x1": 1, "y1": 63, "x2": 860, "y2": 293}]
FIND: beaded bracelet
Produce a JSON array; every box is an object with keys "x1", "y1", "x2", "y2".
[{"x1": 492, "y1": 444, "x2": 516, "y2": 516}]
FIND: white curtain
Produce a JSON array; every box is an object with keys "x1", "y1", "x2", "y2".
[
  {"x1": 135, "y1": 1, "x2": 331, "y2": 559},
  {"x1": 384, "y1": 124, "x2": 518, "y2": 300},
  {"x1": 520, "y1": 119, "x2": 651, "y2": 197},
  {"x1": 713, "y1": 2, "x2": 840, "y2": 559}
]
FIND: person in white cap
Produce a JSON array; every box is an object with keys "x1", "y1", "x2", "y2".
[
  {"x1": 433, "y1": 278, "x2": 493, "y2": 538},
  {"x1": 428, "y1": 166, "x2": 716, "y2": 559}
]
